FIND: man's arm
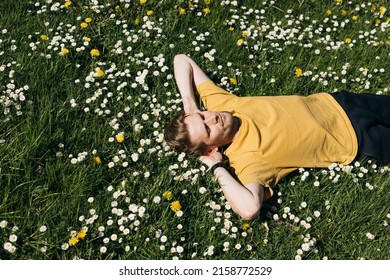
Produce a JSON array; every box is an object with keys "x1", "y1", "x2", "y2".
[
  {"x1": 173, "y1": 54, "x2": 211, "y2": 114},
  {"x1": 199, "y1": 151, "x2": 264, "y2": 220}
]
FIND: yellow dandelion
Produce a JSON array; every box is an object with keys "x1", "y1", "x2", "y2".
[
  {"x1": 96, "y1": 68, "x2": 105, "y2": 77},
  {"x1": 229, "y1": 26, "x2": 234, "y2": 31},
  {"x1": 146, "y1": 10, "x2": 154, "y2": 16},
  {"x1": 242, "y1": 31, "x2": 249, "y2": 37},
  {"x1": 116, "y1": 132, "x2": 125, "y2": 143},
  {"x1": 40, "y1": 34, "x2": 48, "y2": 40},
  {"x1": 341, "y1": 10, "x2": 347, "y2": 16},
  {"x1": 204, "y1": 0, "x2": 211, "y2": 4},
  {"x1": 326, "y1": 9, "x2": 332, "y2": 15},
  {"x1": 375, "y1": 19, "x2": 381, "y2": 25},
  {"x1": 115, "y1": 5, "x2": 120, "y2": 11},
  {"x1": 229, "y1": 77, "x2": 237, "y2": 85},
  {"x1": 90, "y1": 48, "x2": 100, "y2": 57},
  {"x1": 83, "y1": 37, "x2": 91, "y2": 42},
  {"x1": 68, "y1": 237, "x2": 79, "y2": 246},
  {"x1": 379, "y1": 6, "x2": 386, "y2": 15},
  {"x1": 134, "y1": 18, "x2": 140, "y2": 25},
  {"x1": 85, "y1": 18, "x2": 92, "y2": 23},
  {"x1": 387, "y1": 18, "x2": 390, "y2": 23},
  {"x1": 93, "y1": 156, "x2": 102, "y2": 164},
  {"x1": 60, "y1": 48, "x2": 69, "y2": 55},
  {"x1": 203, "y1": 7, "x2": 211, "y2": 14},
  {"x1": 188, "y1": 2, "x2": 195, "y2": 9},
  {"x1": 371, "y1": 5, "x2": 377, "y2": 11},
  {"x1": 64, "y1": 1, "x2": 72, "y2": 8},
  {"x1": 386, "y1": 39, "x2": 390, "y2": 46},
  {"x1": 140, "y1": 0, "x2": 147, "y2": 4},
  {"x1": 335, "y1": 0, "x2": 342, "y2": 3},
  {"x1": 345, "y1": 38, "x2": 351, "y2": 44},
  {"x1": 170, "y1": 201, "x2": 182, "y2": 212},
  {"x1": 179, "y1": 8, "x2": 186, "y2": 15},
  {"x1": 242, "y1": 223, "x2": 250, "y2": 230},
  {"x1": 352, "y1": 15, "x2": 359, "y2": 21},
  {"x1": 295, "y1": 67, "x2": 303, "y2": 77},
  {"x1": 163, "y1": 191, "x2": 173, "y2": 200},
  {"x1": 236, "y1": 38, "x2": 244, "y2": 46},
  {"x1": 80, "y1": 22, "x2": 88, "y2": 29},
  {"x1": 77, "y1": 230, "x2": 86, "y2": 239}
]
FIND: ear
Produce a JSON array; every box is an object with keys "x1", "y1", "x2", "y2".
[{"x1": 205, "y1": 146, "x2": 218, "y2": 156}]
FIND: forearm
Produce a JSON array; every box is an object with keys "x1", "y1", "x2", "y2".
[
  {"x1": 213, "y1": 167, "x2": 262, "y2": 220},
  {"x1": 173, "y1": 55, "x2": 198, "y2": 113},
  {"x1": 173, "y1": 54, "x2": 210, "y2": 114}
]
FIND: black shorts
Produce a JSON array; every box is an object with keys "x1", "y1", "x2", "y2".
[{"x1": 329, "y1": 91, "x2": 390, "y2": 166}]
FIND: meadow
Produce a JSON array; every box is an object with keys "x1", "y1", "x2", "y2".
[{"x1": 0, "y1": 0, "x2": 389, "y2": 260}]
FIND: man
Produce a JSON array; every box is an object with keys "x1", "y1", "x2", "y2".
[{"x1": 164, "y1": 54, "x2": 390, "y2": 220}]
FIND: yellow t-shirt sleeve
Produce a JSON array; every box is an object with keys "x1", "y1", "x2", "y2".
[
  {"x1": 231, "y1": 155, "x2": 277, "y2": 201},
  {"x1": 196, "y1": 80, "x2": 237, "y2": 111}
]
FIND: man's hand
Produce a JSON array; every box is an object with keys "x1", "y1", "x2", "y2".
[{"x1": 198, "y1": 149, "x2": 223, "y2": 169}]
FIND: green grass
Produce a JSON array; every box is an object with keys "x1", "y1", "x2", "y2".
[{"x1": 0, "y1": 0, "x2": 389, "y2": 260}]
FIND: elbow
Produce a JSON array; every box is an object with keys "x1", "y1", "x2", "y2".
[
  {"x1": 239, "y1": 205, "x2": 261, "y2": 221},
  {"x1": 174, "y1": 54, "x2": 188, "y2": 62}
]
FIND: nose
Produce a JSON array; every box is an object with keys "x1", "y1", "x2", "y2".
[{"x1": 205, "y1": 113, "x2": 218, "y2": 125}]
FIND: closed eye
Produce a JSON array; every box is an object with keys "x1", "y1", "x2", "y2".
[{"x1": 198, "y1": 113, "x2": 210, "y2": 137}]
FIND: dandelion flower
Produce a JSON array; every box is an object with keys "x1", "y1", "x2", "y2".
[
  {"x1": 170, "y1": 200, "x2": 182, "y2": 212},
  {"x1": 85, "y1": 18, "x2": 92, "y2": 23},
  {"x1": 96, "y1": 68, "x2": 105, "y2": 77},
  {"x1": 77, "y1": 230, "x2": 86, "y2": 239},
  {"x1": 345, "y1": 38, "x2": 351, "y2": 44},
  {"x1": 64, "y1": 1, "x2": 72, "y2": 7},
  {"x1": 140, "y1": 0, "x2": 147, "y2": 4},
  {"x1": 179, "y1": 8, "x2": 186, "y2": 15},
  {"x1": 90, "y1": 49, "x2": 100, "y2": 57},
  {"x1": 326, "y1": 10, "x2": 332, "y2": 15},
  {"x1": 203, "y1": 8, "x2": 211, "y2": 14},
  {"x1": 229, "y1": 77, "x2": 237, "y2": 85},
  {"x1": 379, "y1": 6, "x2": 386, "y2": 15},
  {"x1": 242, "y1": 223, "x2": 250, "y2": 230},
  {"x1": 295, "y1": 68, "x2": 303, "y2": 77},
  {"x1": 116, "y1": 132, "x2": 125, "y2": 143},
  {"x1": 68, "y1": 237, "x2": 79, "y2": 246},
  {"x1": 236, "y1": 39, "x2": 244, "y2": 46},
  {"x1": 60, "y1": 48, "x2": 69, "y2": 55},
  {"x1": 40, "y1": 35, "x2": 48, "y2": 40},
  {"x1": 80, "y1": 22, "x2": 88, "y2": 29},
  {"x1": 352, "y1": 15, "x2": 359, "y2": 21},
  {"x1": 146, "y1": 10, "x2": 154, "y2": 16},
  {"x1": 93, "y1": 156, "x2": 102, "y2": 164},
  {"x1": 229, "y1": 26, "x2": 234, "y2": 31},
  {"x1": 163, "y1": 191, "x2": 173, "y2": 200}
]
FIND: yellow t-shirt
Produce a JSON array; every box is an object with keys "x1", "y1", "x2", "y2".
[{"x1": 196, "y1": 81, "x2": 358, "y2": 200}]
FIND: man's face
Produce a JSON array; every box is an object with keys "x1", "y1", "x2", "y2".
[{"x1": 184, "y1": 111, "x2": 239, "y2": 153}]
